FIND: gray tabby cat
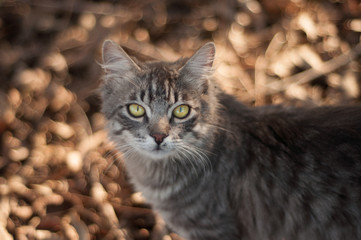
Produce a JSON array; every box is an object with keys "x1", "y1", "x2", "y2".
[{"x1": 100, "y1": 40, "x2": 361, "y2": 240}]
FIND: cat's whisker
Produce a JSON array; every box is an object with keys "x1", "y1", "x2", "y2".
[
  {"x1": 121, "y1": 145, "x2": 137, "y2": 157},
  {"x1": 103, "y1": 155, "x2": 122, "y2": 176},
  {"x1": 205, "y1": 123, "x2": 233, "y2": 135},
  {"x1": 115, "y1": 145, "x2": 132, "y2": 154},
  {"x1": 175, "y1": 142, "x2": 212, "y2": 174},
  {"x1": 191, "y1": 144, "x2": 216, "y2": 156},
  {"x1": 176, "y1": 145, "x2": 202, "y2": 177},
  {"x1": 104, "y1": 149, "x2": 123, "y2": 165},
  {"x1": 188, "y1": 146, "x2": 213, "y2": 173},
  {"x1": 102, "y1": 146, "x2": 133, "y2": 180},
  {"x1": 103, "y1": 152, "x2": 114, "y2": 163},
  {"x1": 110, "y1": 144, "x2": 138, "y2": 162},
  {"x1": 172, "y1": 139, "x2": 215, "y2": 156}
]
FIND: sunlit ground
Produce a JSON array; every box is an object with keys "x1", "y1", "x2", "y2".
[{"x1": 0, "y1": 0, "x2": 360, "y2": 239}]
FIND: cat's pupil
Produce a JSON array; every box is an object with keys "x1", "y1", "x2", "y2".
[
  {"x1": 173, "y1": 104, "x2": 190, "y2": 119},
  {"x1": 128, "y1": 104, "x2": 145, "y2": 117}
]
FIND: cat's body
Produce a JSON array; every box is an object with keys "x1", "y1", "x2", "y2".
[{"x1": 100, "y1": 41, "x2": 361, "y2": 240}]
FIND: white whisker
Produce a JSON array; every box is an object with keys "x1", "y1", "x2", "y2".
[
  {"x1": 173, "y1": 140, "x2": 213, "y2": 174},
  {"x1": 176, "y1": 145, "x2": 201, "y2": 177},
  {"x1": 205, "y1": 123, "x2": 233, "y2": 134}
]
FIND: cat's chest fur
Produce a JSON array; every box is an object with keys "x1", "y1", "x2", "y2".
[{"x1": 124, "y1": 148, "x2": 241, "y2": 239}]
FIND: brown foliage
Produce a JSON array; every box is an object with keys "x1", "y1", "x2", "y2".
[{"x1": 0, "y1": 0, "x2": 360, "y2": 239}]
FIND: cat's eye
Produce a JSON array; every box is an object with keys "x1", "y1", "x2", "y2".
[
  {"x1": 173, "y1": 104, "x2": 190, "y2": 119},
  {"x1": 128, "y1": 104, "x2": 145, "y2": 117}
]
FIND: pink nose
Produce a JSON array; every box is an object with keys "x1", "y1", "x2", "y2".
[{"x1": 150, "y1": 133, "x2": 168, "y2": 145}]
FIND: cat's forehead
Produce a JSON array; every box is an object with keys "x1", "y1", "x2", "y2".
[
  {"x1": 139, "y1": 63, "x2": 179, "y2": 84},
  {"x1": 126, "y1": 65, "x2": 195, "y2": 105},
  {"x1": 137, "y1": 64, "x2": 179, "y2": 94}
]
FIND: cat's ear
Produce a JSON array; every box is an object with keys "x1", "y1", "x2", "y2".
[
  {"x1": 101, "y1": 40, "x2": 140, "y2": 75},
  {"x1": 179, "y1": 42, "x2": 215, "y2": 92}
]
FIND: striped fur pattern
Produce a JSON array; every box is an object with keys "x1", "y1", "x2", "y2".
[{"x1": 101, "y1": 41, "x2": 361, "y2": 240}]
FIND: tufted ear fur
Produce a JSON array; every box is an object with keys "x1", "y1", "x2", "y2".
[
  {"x1": 101, "y1": 40, "x2": 140, "y2": 81},
  {"x1": 179, "y1": 42, "x2": 215, "y2": 93}
]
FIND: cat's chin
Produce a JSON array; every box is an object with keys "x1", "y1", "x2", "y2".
[
  {"x1": 150, "y1": 150, "x2": 174, "y2": 160},
  {"x1": 141, "y1": 148, "x2": 174, "y2": 160}
]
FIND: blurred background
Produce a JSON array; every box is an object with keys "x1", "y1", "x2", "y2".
[{"x1": 0, "y1": 0, "x2": 360, "y2": 239}]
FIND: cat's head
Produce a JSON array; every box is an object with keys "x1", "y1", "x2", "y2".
[{"x1": 100, "y1": 40, "x2": 218, "y2": 161}]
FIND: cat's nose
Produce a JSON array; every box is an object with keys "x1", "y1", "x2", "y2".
[{"x1": 150, "y1": 133, "x2": 168, "y2": 145}]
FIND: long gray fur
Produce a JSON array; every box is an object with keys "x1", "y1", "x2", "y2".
[{"x1": 100, "y1": 40, "x2": 361, "y2": 240}]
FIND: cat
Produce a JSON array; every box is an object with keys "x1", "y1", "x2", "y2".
[{"x1": 100, "y1": 40, "x2": 361, "y2": 240}]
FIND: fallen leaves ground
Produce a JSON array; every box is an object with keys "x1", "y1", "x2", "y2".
[{"x1": 0, "y1": 0, "x2": 360, "y2": 239}]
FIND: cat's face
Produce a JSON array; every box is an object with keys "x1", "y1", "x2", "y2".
[{"x1": 101, "y1": 41, "x2": 217, "y2": 160}]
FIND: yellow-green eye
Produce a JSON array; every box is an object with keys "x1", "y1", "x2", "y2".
[
  {"x1": 173, "y1": 105, "x2": 190, "y2": 119},
  {"x1": 128, "y1": 104, "x2": 145, "y2": 117}
]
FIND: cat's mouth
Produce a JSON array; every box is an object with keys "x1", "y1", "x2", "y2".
[
  {"x1": 147, "y1": 145, "x2": 173, "y2": 159},
  {"x1": 152, "y1": 146, "x2": 168, "y2": 154},
  {"x1": 134, "y1": 137, "x2": 176, "y2": 159}
]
